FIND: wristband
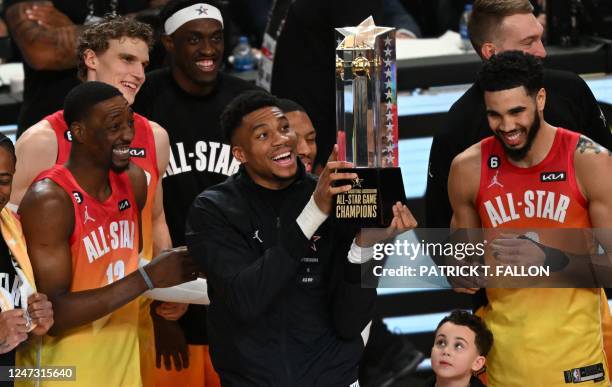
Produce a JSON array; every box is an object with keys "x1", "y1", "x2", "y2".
[
  {"x1": 542, "y1": 245, "x2": 570, "y2": 272},
  {"x1": 347, "y1": 239, "x2": 374, "y2": 264},
  {"x1": 139, "y1": 266, "x2": 155, "y2": 290},
  {"x1": 296, "y1": 196, "x2": 328, "y2": 239},
  {"x1": 517, "y1": 235, "x2": 570, "y2": 272}
]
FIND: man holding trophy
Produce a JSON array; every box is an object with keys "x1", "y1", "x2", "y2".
[
  {"x1": 184, "y1": 17, "x2": 413, "y2": 386},
  {"x1": 334, "y1": 16, "x2": 407, "y2": 227}
]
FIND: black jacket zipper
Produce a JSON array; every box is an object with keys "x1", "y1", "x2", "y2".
[{"x1": 278, "y1": 216, "x2": 293, "y2": 384}]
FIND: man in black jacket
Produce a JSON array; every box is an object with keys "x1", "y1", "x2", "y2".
[
  {"x1": 425, "y1": 0, "x2": 611, "y2": 229},
  {"x1": 133, "y1": 3, "x2": 259, "y2": 377},
  {"x1": 185, "y1": 90, "x2": 417, "y2": 386}
]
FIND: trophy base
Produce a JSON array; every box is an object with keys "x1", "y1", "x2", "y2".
[{"x1": 333, "y1": 167, "x2": 406, "y2": 227}]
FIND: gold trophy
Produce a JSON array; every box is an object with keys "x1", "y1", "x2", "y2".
[{"x1": 334, "y1": 16, "x2": 406, "y2": 226}]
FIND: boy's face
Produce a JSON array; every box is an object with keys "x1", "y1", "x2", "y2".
[{"x1": 431, "y1": 322, "x2": 485, "y2": 381}]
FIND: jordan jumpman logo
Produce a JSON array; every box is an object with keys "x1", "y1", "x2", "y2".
[
  {"x1": 487, "y1": 170, "x2": 504, "y2": 188},
  {"x1": 83, "y1": 205, "x2": 96, "y2": 224}
]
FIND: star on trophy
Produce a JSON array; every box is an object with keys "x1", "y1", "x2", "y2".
[{"x1": 333, "y1": 16, "x2": 406, "y2": 227}]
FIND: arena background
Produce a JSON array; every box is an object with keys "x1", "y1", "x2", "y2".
[{"x1": 0, "y1": 46, "x2": 610, "y2": 376}]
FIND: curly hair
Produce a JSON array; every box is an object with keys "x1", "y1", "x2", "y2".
[
  {"x1": 435, "y1": 310, "x2": 494, "y2": 356},
  {"x1": 77, "y1": 16, "x2": 154, "y2": 81},
  {"x1": 478, "y1": 50, "x2": 543, "y2": 96}
]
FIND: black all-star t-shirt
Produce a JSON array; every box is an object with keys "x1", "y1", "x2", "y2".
[{"x1": 133, "y1": 68, "x2": 257, "y2": 344}]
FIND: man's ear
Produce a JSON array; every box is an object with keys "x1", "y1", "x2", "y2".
[
  {"x1": 83, "y1": 49, "x2": 98, "y2": 73},
  {"x1": 70, "y1": 122, "x2": 86, "y2": 143},
  {"x1": 232, "y1": 145, "x2": 246, "y2": 164},
  {"x1": 536, "y1": 88, "x2": 546, "y2": 112},
  {"x1": 481, "y1": 42, "x2": 496, "y2": 60}
]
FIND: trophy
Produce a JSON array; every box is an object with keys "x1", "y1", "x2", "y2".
[{"x1": 333, "y1": 16, "x2": 406, "y2": 227}]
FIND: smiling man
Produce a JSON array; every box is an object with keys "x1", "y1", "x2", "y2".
[
  {"x1": 17, "y1": 82, "x2": 198, "y2": 387},
  {"x1": 11, "y1": 16, "x2": 172, "y2": 262},
  {"x1": 10, "y1": 16, "x2": 174, "y2": 387},
  {"x1": 132, "y1": 1, "x2": 256, "y2": 385},
  {"x1": 425, "y1": 0, "x2": 611, "y2": 229},
  {"x1": 278, "y1": 98, "x2": 317, "y2": 173},
  {"x1": 134, "y1": 0, "x2": 257, "y2": 253},
  {"x1": 449, "y1": 51, "x2": 612, "y2": 386},
  {"x1": 185, "y1": 90, "x2": 417, "y2": 386}
]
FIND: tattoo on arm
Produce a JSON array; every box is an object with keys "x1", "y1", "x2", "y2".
[
  {"x1": 6, "y1": 3, "x2": 78, "y2": 70},
  {"x1": 576, "y1": 136, "x2": 612, "y2": 156}
]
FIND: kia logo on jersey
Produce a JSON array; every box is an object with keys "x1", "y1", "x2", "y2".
[
  {"x1": 129, "y1": 148, "x2": 146, "y2": 158},
  {"x1": 118, "y1": 199, "x2": 131, "y2": 211},
  {"x1": 64, "y1": 130, "x2": 73, "y2": 142},
  {"x1": 540, "y1": 171, "x2": 566, "y2": 182},
  {"x1": 72, "y1": 191, "x2": 83, "y2": 204}
]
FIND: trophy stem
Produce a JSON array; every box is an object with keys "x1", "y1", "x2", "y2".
[
  {"x1": 353, "y1": 74, "x2": 368, "y2": 167},
  {"x1": 335, "y1": 74, "x2": 346, "y2": 161}
]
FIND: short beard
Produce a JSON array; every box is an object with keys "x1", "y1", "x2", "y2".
[{"x1": 496, "y1": 111, "x2": 541, "y2": 161}]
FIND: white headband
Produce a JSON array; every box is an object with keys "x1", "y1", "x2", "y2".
[{"x1": 164, "y1": 3, "x2": 224, "y2": 35}]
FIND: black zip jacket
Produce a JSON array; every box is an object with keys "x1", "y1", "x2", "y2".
[{"x1": 186, "y1": 163, "x2": 376, "y2": 386}]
